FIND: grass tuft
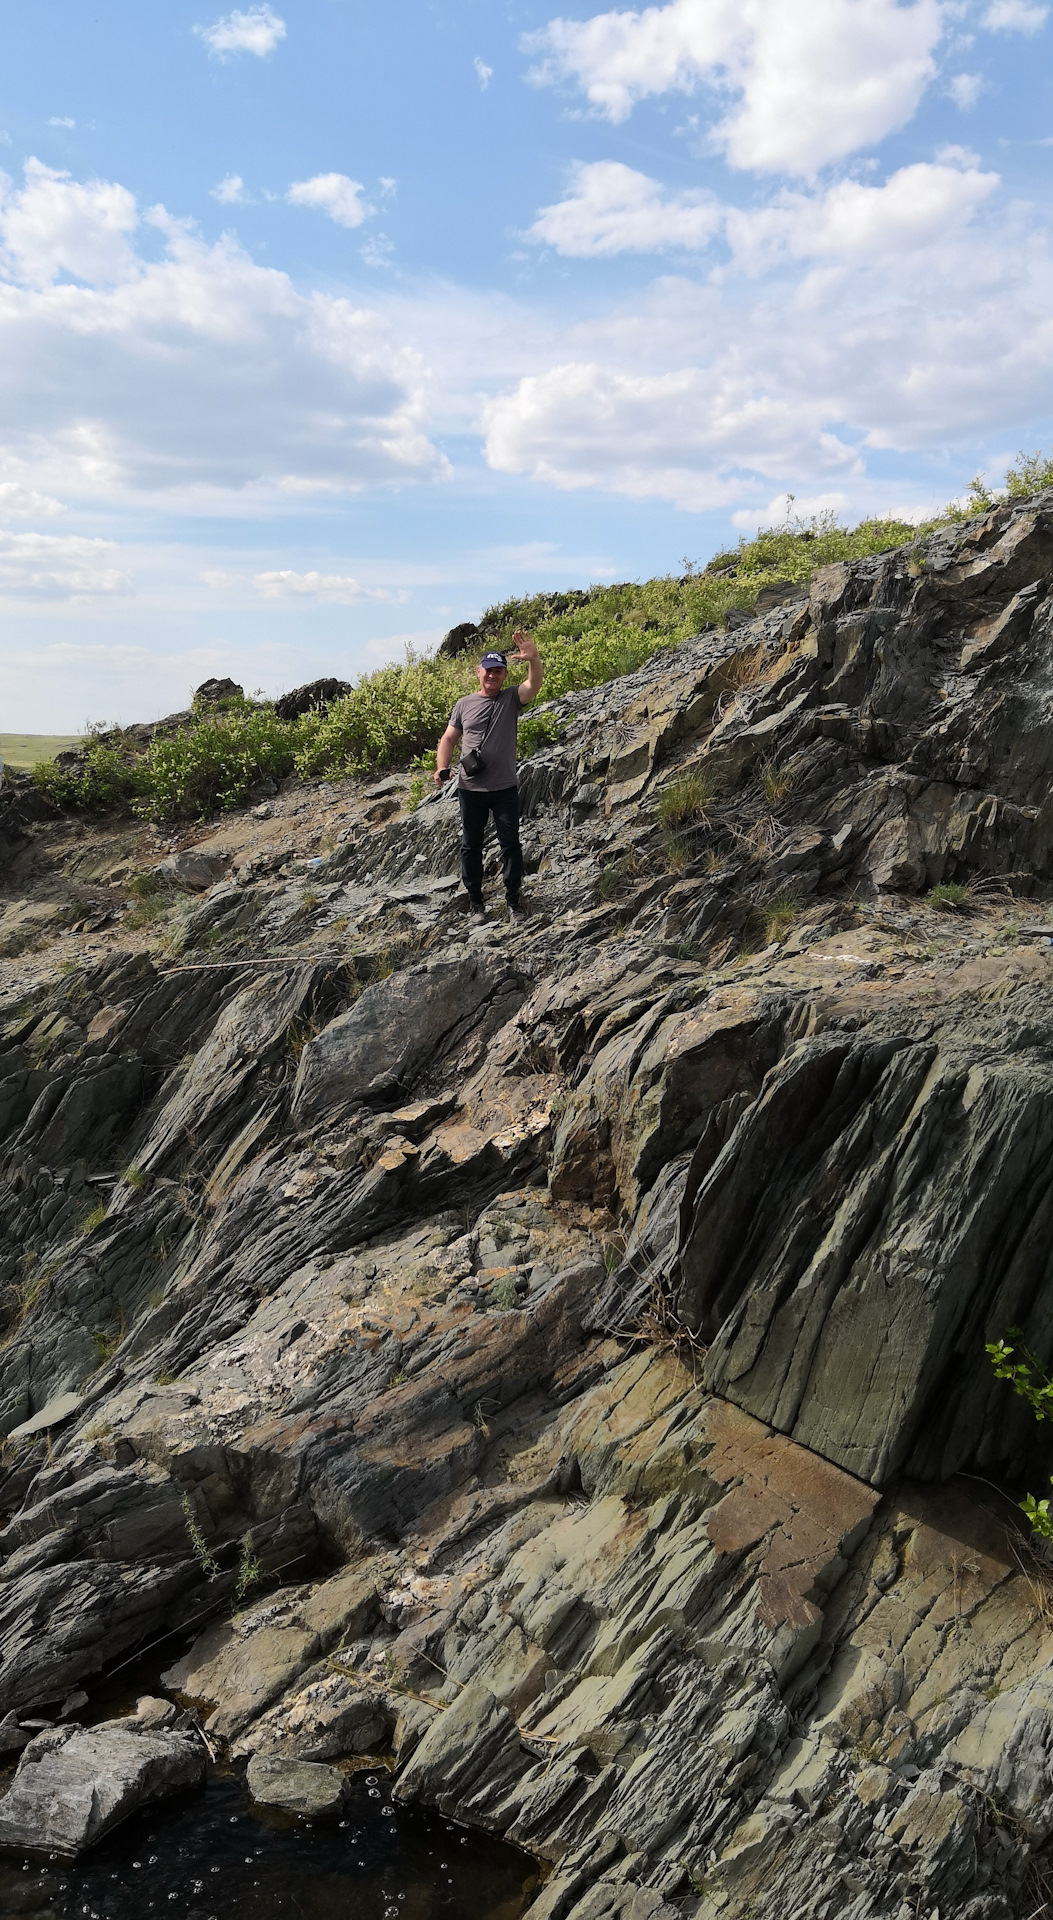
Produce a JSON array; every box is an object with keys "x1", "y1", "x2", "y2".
[
  {"x1": 927, "y1": 882, "x2": 973, "y2": 911},
  {"x1": 763, "y1": 890, "x2": 802, "y2": 944},
  {"x1": 656, "y1": 773, "x2": 713, "y2": 829}
]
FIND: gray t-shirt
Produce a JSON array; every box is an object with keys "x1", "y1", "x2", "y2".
[{"x1": 449, "y1": 688, "x2": 521, "y2": 792}]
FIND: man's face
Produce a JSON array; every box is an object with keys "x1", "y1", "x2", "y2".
[{"x1": 476, "y1": 662, "x2": 508, "y2": 697}]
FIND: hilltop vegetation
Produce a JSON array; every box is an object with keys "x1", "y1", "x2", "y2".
[{"x1": 32, "y1": 455, "x2": 1053, "y2": 824}]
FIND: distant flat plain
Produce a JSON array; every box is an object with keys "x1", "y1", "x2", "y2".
[{"x1": 0, "y1": 734, "x2": 82, "y2": 770}]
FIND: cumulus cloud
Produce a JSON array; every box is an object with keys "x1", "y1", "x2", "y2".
[
  {"x1": 525, "y1": 155, "x2": 996, "y2": 265},
  {"x1": 0, "y1": 158, "x2": 444, "y2": 506},
  {"x1": 211, "y1": 174, "x2": 247, "y2": 204},
  {"x1": 528, "y1": 160, "x2": 721, "y2": 255},
  {"x1": 287, "y1": 172, "x2": 370, "y2": 228},
  {"x1": 483, "y1": 361, "x2": 860, "y2": 511},
  {"x1": 48, "y1": 117, "x2": 75, "y2": 129},
  {"x1": 252, "y1": 570, "x2": 409, "y2": 603},
  {"x1": 726, "y1": 158, "x2": 999, "y2": 271},
  {"x1": 0, "y1": 530, "x2": 130, "y2": 600},
  {"x1": 474, "y1": 57, "x2": 494, "y2": 87},
  {"x1": 0, "y1": 157, "x2": 138, "y2": 287},
  {"x1": 197, "y1": 6, "x2": 286, "y2": 58},
  {"x1": 479, "y1": 155, "x2": 1053, "y2": 514},
  {"x1": 948, "y1": 71, "x2": 983, "y2": 106},
  {"x1": 983, "y1": 0, "x2": 1047, "y2": 27},
  {"x1": 0, "y1": 483, "x2": 65, "y2": 516},
  {"x1": 524, "y1": 0, "x2": 944, "y2": 175}
]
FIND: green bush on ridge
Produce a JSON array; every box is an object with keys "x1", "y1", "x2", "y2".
[{"x1": 33, "y1": 459, "x2": 1053, "y2": 824}]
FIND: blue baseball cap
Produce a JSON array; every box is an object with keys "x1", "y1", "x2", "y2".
[{"x1": 480, "y1": 651, "x2": 508, "y2": 669}]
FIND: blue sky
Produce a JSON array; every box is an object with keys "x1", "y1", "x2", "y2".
[{"x1": 2, "y1": 0, "x2": 1053, "y2": 729}]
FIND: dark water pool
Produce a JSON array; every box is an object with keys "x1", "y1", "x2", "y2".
[{"x1": 0, "y1": 1769, "x2": 536, "y2": 1920}]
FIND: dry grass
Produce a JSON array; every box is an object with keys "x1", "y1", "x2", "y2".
[
  {"x1": 623, "y1": 1274, "x2": 708, "y2": 1380},
  {"x1": 759, "y1": 757, "x2": 797, "y2": 806}
]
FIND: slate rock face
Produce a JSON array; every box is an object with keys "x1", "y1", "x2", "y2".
[
  {"x1": 13, "y1": 499, "x2": 1053, "y2": 1915},
  {"x1": 681, "y1": 1004, "x2": 1053, "y2": 1486},
  {"x1": 292, "y1": 955, "x2": 526, "y2": 1121},
  {"x1": 0, "y1": 1720, "x2": 205, "y2": 1854}
]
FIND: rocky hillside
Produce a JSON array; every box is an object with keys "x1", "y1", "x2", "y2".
[{"x1": 5, "y1": 495, "x2": 1053, "y2": 1916}]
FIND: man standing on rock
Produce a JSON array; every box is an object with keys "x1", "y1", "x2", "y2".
[{"x1": 433, "y1": 631, "x2": 544, "y2": 921}]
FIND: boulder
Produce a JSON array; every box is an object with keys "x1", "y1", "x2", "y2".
[
  {"x1": 155, "y1": 848, "x2": 229, "y2": 892},
  {"x1": 0, "y1": 1720, "x2": 205, "y2": 1855},
  {"x1": 194, "y1": 677, "x2": 243, "y2": 706},
  {"x1": 438, "y1": 621, "x2": 480, "y2": 659},
  {"x1": 246, "y1": 1753, "x2": 347, "y2": 1816},
  {"x1": 274, "y1": 678, "x2": 352, "y2": 721}
]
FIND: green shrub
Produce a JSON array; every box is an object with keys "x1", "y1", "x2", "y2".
[
  {"x1": 140, "y1": 705, "x2": 298, "y2": 819},
  {"x1": 987, "y1": 1335, "x2": 1053, "y2": 1540},
  {"x1": 517, "y1": 709, "x2": 564, "y2": 757},
  {"x1": 34, "y1": 741, "x2": 140, "y2": 813},
  {"x1": 293, "y1": 654, "x2": 470, "y2": 778}
]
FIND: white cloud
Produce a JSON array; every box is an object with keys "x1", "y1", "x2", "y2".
[
  {"x1": 726, "y1": 159, "x2": 999, "y2": 271},
  {"x1": 984, "y1": 0, "x2": 1047, "y2": 28},
  {"x1": 478, "y1": 151, "x2": 1053, "y2": 516},
  {"x1": 361, "y1": 233, "x2": 395, "y2": 268},
  {"x1": 483, "y1": 360, "x2": 862, "y2": 511},
  {"x1": 0, "y1": 157, "x2": 138, "y2": 287},
  {"x1": 211, "y1": 174, "x2": 247, "y2": 204},
  {"x1": 0, "y1": 159, "x2": 444, "y2": 506},
  {"x1": 48, "y1": 117, "x2": 75, "y2": 129},
  {"x1": 197, "y1": 6, "x2": 286, "y2": 58},
  {"x1": 287, "y1": 172, "x2": 370, "y2": 229},
  {"x1": 0, "y1": 482, "x2": 65, "y2": 516},
  {"x1": 525, "y1": 154, "x2": 996, "y2": 265},
  {"x1": 528, "y1": 160, "x2": 721, "y2": 255},
  {"x1": 524, "y1": 0, "x2": 945, "y2": 175},
  {"x1": 252, "y1": 569, "x2": 409, "y2": 604},
  {"x1": 948, "y1": 71, "x2": 983, "y2": 106},
  {"x1": 0, "y1": 529, "x2": 131, "y2": 601},
  {"x1": 474, "y1": 57, "x2": 494, "y2": 87}
]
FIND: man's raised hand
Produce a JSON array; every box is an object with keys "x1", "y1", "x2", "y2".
[{"x1": 508, "y1": 629, "x2": 538, "y2": 661}]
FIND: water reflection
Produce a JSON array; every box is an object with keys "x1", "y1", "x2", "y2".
[{"x1": 0, "y1": 1769, "x2": 534, "y2": 1920}]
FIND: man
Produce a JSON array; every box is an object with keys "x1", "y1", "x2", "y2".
[{"x1": 433, "y1": 630, "x2": 544, "y2": 920}]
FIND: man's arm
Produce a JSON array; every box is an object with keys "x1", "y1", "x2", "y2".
[
  {"x1": 433, "y1": 721, "x2": 461, "y2": 785},
  {"x1": 510, "y1": 630, "x2": 544, "y2": 706}
]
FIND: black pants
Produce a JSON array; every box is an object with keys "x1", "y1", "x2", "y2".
[{"x1": 458, "y1": 785, "x2": 523, "y2": 902}]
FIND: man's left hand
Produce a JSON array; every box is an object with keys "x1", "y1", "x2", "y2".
[{"x1": 509, "y1": 629, "x2": 538, "y2": 661}]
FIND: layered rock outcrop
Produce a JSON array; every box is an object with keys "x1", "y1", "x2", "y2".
[{"x1": 5, "y1": 497, "x2": 1053, "y2": 1908}]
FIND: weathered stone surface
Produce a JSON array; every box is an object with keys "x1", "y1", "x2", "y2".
[
  {"x1": 0, "y1": 1719, "x2": 205, "y2": 1854},
  {"x1": 292, "y1": 954, "x2": 525, "y2": 1122},
  {"x1": 682, "y1": 992, "x2": 1053, "y2": 1487},
  {"x1": 245, "y1": 1752, "x2": 347, "y2": 1815},
  {"x1": 155, "y1": 848, "x2": 229, "y2": 891}
]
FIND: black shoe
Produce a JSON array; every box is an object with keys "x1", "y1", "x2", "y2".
[
  {"x1": 468, "y1": 898, "x2": 487, "y2": 922},
  {"x1": 506, "y1": 895, "x2": 526, "y2": 921}
]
